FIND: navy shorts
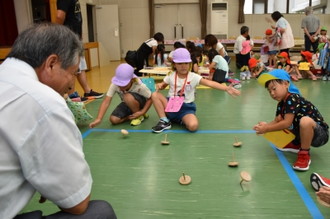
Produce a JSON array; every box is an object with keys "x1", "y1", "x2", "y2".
[
  {"x1": 166, "y1": 102, "x2": 196, "y2": 123},
  {"x1": 111, "y1": 92, "x2": 147, "y2": 118}
]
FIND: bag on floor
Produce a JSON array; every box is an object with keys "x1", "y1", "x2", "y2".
[
  {"x1": 67, "y1": 98, "x2": 93, "y2": 125},
  {"x1": 212, "y1": 69, "x2": 226, "y2": 83},
  {"x1": 141, "y1": 77, "x2": 156, "y2": 92},
  {"x1": 125, "y1": 50, "x2": 137, "y2": 67}
]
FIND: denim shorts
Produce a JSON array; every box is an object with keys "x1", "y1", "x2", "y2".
[
  {"x1": 268, "y1": 50, "x2": 278, "y2": 55},
  {"x1": 166, "y1": 102, "x2": 196, "y2": 123},
  {"x1": 111, "y1": 92, "x2": 147, "y2": 118}
]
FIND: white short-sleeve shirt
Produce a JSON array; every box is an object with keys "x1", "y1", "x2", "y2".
[
  {"x1": 163, "y1": 71, "x2": 202, "y2": 103},
  {"x1": 106, "y1": 79, "x2": 151, "y2": 99},
  {"x1": 0, "y1": 58, "x2": 92, "y2": 219}
]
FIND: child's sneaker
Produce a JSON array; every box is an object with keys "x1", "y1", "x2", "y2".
[
  {"x1": 84, "y1": 89, "x2": 104, "y2": 99},
  {"x1": 323, "y1": 75, "x2": 328, "y2": 81},
  {"x1": 310, "y1": 172, "x2": 330, "y2": 191},
  {"x1": 152, "y1": 120, "x2": 171, "y2": 133},
  {"x1": 130, "y1": 115, "x2": 145, "y2": 126},
  {"x1": 240, "y1": 72, "x2": 246, "y2": 81},
  {"x1": 292, "y1": 150, "x2": 311, "y2": 171},
  {"x1": 277, "y1": 142, "x2": 301, "y2": 153}
]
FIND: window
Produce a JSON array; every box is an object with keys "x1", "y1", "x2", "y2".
[{"x1": 244, "y1": 0, "x2": 328, "y2": 14}]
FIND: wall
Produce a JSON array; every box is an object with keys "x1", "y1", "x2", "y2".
[{"x1": 12, "y1": 0, "x2": 330, "y2": 63}]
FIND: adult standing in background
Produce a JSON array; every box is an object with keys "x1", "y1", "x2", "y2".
[
  {"x1": 0, "y1": 23, "x2": 116, "y2": 219},
  {"x1": 301, "y1": 6, "x2": 320, "y2": 53},
  {"x1": 56, "y1": 0, "x2": 104, "y2": 101},
  {"x1": 135, "y1": 32, "x2": 164, "y2": 76},
  {"x1": 269, "y1": 11, "x2": 294, "y2": 55}
]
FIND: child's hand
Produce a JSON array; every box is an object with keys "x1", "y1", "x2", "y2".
[
  {"x1": 316, "y1": 187, "x2": 330, "y2": 205},
  {"x1": 253, "y1": 122, "x2": 267, "y2": 134},
  {"x1": 226, "y1": 84, "x2": 240, "y2": 97},
  {"x1": 89, "y1": 118, "x2": 101, "y2": 128}
]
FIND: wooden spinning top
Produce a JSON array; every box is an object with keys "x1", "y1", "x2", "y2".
[
  {"x1": 121, "y1": 129, "x2": 129, "y2": 136},
  {"x1": 161, "y1": 134, "x2": 170, "y2": 145},
  {"x1": 233, "y1": 137, "x2": 242, "y2": 147},
  {"x1": 228, "y1": 151, "x2": 239, "y2": 167},
  {"x1": 240, "y1": 171, "x2": 251, "y2": 190},
  {"x1": 228, "y1": 161, "x2": 239, "y2": 167},
  {"x1": 179, "y1": 173, "x2": 191, "y2": 185},
  {"x1": 240, "y1": 171, "x2": 251, "y2": 182}
]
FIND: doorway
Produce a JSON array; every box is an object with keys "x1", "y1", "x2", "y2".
[{"x1": 154, "y1": 3, "x2": 201, "y2": 40}]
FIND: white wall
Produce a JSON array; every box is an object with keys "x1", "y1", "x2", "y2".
[{"x1": 13, "y1": 0, "x2": 330, "y2": 62}]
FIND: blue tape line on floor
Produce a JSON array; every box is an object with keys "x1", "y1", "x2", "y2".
[{"x1": 271, "y1": 144, "x2": 323, "y2": 219}]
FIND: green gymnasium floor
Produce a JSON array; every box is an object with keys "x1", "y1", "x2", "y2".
[{"x1": 22, "y1": 75, "x2": 330, "y2": 218}]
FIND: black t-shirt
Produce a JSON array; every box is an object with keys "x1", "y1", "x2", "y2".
[
  {"x1": 57, "y1": 0, "x2": 82, "y2": 38},
  {"x1": 276, "y1": 93, "x2": 329, "y2": 136}
]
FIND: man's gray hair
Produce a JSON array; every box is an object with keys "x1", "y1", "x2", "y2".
[
  {"x1": 8, "y1": 23, "x2": 84, "y2": 69},
  {"x1": 305, "y1": 6, "x2": 313, "y2": 14}
]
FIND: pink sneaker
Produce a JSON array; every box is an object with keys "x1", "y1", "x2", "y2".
[
  {"x1": 293, "y1": 150, "x2": 311, "y2": 171},
  {"x1": 310, "y1": 172, "x2": 330, "y2": 191},
  {"x1": 277, "y1": 142, "x2": 301, "y2": 153}
]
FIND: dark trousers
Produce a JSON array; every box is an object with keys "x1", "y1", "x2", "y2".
[
  {"x1": 14, "y1": 200, "x2": 117, "y2": 219},
  {"x1": 304, "y1": 33, "x2": 318, "y2": 53}
]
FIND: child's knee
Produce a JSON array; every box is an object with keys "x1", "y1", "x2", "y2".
[
  {"x1": 186, "y1": 121, "x2": 199, "y2": 132},
  {"x1": 300, "y1": 116, "x2": 316, "y2": 128}
]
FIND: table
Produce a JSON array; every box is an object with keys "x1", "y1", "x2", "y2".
[{"x1": 139, "y1": 67, "x2": 172, "y2": 76}]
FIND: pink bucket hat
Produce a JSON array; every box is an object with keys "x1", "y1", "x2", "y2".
[{"x1": 112, "y1": 63, "x2": 137, "y2": 86}]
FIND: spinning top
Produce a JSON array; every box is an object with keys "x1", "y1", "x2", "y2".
[
  {"x1": 121, "y1": 129, "x2": 129, "y2": 137},
  {"x1": 233, "y1": 137, "x2": 242, "y2": 147},
  {"x1": 228, "y1": 151, "x2": 239, "y2": 167},
  {"x1": 179, "y1": 173, "x2": 192, "y2": 185},
  {"x1": 161, "y1": 134, "x2": 170, "y2": 145},
  {"x1": 240, "y1": 171, "x2": 252, "y2": 191}
]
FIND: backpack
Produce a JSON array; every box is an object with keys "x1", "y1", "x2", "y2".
[{"x1": 125, "y1": 50, "x2": 137, "y2": 67}]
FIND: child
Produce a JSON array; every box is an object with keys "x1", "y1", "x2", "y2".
[
  {"x1": 264, "y1": 29, "x2": 278, "y2": 67},
  {"x1": 168, "y1": 41, "x2": 185, "y2": 63},
  {"x1": 206, "y1": 49, "x2": 229, "y2": 83},
  {"x1": 151, "y1": 48, "x2": 240, "y2": 133},
  {"x1": 318, "y1": 26, "x2": 329, "y2": 44},
  {"x1": 253, "y1": 69, "x2": 329, "y2": 171},
  {"x1": 248, "y1": 57, "x2": 265, "y2": 78},
  {"x1": 89, "y1": 63, "x2": 152, "y2": 128},
  {"x1": 276, "y1": 51, "x2": 300, "y2": 81},
  {"x1": 294, "y1": 51, "x2": 317, "y2": 80},
  {"x1": 154, "y1": 44, "x2": 169, "y2": 67}
]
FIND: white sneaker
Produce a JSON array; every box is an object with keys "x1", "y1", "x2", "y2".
[
  {"x1": 323, "y1": 75, "x2": 327, "y2": 81},
  {"x1": 240, "y1": 72, "x2": 246, "y2": 80}
]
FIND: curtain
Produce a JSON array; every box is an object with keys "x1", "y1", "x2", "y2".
[
  {"x1": 148, "y1": 0, "x2": 155, "y2": 38},
  {"x1": 0, "y1": 0, "x2": 18, "y2": 46},
  {"x1": 199, "y1": 0, "x2": 207, "y2": 39},
  {"x1": 238, "y1": 0, "x2": 245, "y2": 24}
]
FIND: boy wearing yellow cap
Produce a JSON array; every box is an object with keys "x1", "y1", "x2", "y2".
[{"x1": 253, "y1": 69, "x2": 328, "y2": 171}]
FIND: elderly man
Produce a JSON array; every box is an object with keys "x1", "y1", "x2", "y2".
[
  {"x1": 301, "y1": 6, "x2": 320, "y2": 53},
  {"x1": 0, "y1": 23, "x2": 116, "y2": 219}
]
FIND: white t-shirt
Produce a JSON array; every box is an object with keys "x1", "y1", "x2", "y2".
[
  {"x1": 106, "y1": 79, "x2": 151, "y2": 100},
  {"x1": 212, "y1": 55, "x2": 229, "y2": 78},
  {"x1": 216, "y1": 42, "x2": 228, "y2": 56},
  {"x1": 0, "y1": 58, "x2": 92, "y2": 219},
  {"x1": 164, "y1": 71, "x2": 202, "y2": 103},
  {"x1": 145, "y1": 38, "x2": 158, "y2": 48},
  {"x1": 234, "y1": 35, "x2": 246, "y2": 54}
]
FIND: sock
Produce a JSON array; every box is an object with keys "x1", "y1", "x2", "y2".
[{"x1": 160, "y1": 117, "x2": 169, "y2": 123}]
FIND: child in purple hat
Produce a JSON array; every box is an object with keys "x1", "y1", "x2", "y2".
[{"x1": 89, "y1": 63, "x2": 152, "y2": 127}]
